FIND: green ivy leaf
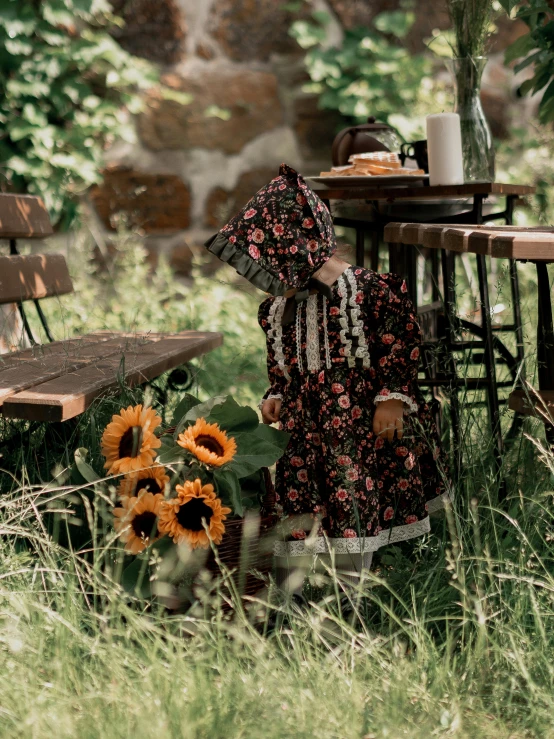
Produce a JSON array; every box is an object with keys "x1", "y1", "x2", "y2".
[
  {"x1": 504, "y1": 32, "x2": 535, "y2": 64},
  {"x1": 373, "y1": 11, "x2": 415, "y2": 39}
]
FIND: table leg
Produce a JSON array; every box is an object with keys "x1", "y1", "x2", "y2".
[
  {"x1": 371, "y1": 229, "x2": 380, "y2": 272},
  {"x1": 536, "y1": 262, "x2": 554, "y2": 442},
  {"x1": 476, "y1": 254, "x2": 504, "y2": 458},
  {"x1": 356, "y1": 229, "x2": 365, "y2": 268}
]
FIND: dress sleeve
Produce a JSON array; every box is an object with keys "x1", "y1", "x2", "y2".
[
  {"x1": 366, "y1": 273, "x2": 421, "y2": 414},
  {"x1": 258, "y1": 298, "x2": 290, "y2": 407}
]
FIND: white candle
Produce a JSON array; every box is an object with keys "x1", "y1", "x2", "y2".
[{"x1": 426, "y1": 113, "x2": 464, "y2": 186}]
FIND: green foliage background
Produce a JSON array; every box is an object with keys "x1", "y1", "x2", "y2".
[
  {"x1": 0, "y1": 0, "x2": 155, "y2": 228},
  {"x1": 500, "y1": 0, "x2": 554, "y2": 123},
  {"x1": 290, "y1": 9, "x2": 430, "y2": 127}
]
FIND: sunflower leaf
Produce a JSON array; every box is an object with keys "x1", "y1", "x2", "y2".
[
  {"x1": 228, "y1": 426, "x2": 291, "y2": 479},
  {"x1": 204, "y1": 396, "x2": 259, "y2": 434},
  {"x1": 157, "y1": 436, "x2": 185, "y2": 465},
  {"x1": 176, "y1": 395, "x2": 228, "y2": 435},
  {"x1": 121, "y1": 553, "x2": 152, "y2": 599},
  {"x1": 170, "y1": 393, "x2": 201, "y2": 428},
  {"x1": 213, "y1": 467, "x2": 243, "y2": 516},
  {"x1": 74, "y1": 447, "x2": 101, "y2": 483}
]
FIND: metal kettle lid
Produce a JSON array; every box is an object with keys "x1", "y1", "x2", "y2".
[
  {"x1": 355, "y1": 116, "x2": 394, "y2": 132},
  {"x1": 331, "y1": 117, "x2": 393, "y2": 166}
]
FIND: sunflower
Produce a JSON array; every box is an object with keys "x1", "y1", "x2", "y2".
[
  {"x1": 177, "y1": 418, "x2": 237, "y2": 467},
  {"x1": 158, "y1": 478, "x2": 232, "y2": 549},
  {"x1": 101, "y1": 405, "x2": 162, "y2": 475},
  {"x1": 116, "y1": 464, "x2": 170, "y2": 500},
  {"x1": 113, "y1": 491, "x2": 164, "y2": 554}
]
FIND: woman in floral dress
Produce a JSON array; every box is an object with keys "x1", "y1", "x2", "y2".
[{"x1": 204, "y1": 164, "x2": 449, "y2": 592}]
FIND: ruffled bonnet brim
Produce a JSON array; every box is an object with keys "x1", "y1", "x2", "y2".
[{"x1": 204, "y1": 232, "x2": 287, "y2": 297}]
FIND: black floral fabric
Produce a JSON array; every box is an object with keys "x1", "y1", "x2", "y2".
[
  {"x1": 259, "y1": 266, "x2": 448, "y2": 556},
  {"x1": 205, "y1": 163, "x2": 337, "y2": 295}
]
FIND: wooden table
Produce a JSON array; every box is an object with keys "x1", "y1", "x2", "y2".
[
  {"x1": 308, "y1": 180, "x2": 535, "y2": 268},
  {"x1": 385, "y1": 223, "x2": 554, "y2": 453},
  {"x1": 0, "y1": 330, "x2": 222, "y2": 422}
]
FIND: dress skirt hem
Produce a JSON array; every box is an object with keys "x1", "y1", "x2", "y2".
[{"x1": 272, "y1": 490, "x2": 451, "y2": 557}]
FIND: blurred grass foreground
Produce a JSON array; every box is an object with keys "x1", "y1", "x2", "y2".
[{"x1": 0, "y1": 230, "x2": 554, "y2": 738}]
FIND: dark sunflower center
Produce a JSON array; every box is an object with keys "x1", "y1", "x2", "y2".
[
  {"x1": 137, "y1": 477, "x2": 162, "y2": 494},
  {"x1": 119, "y1": 426, "x2": 143, "y2": 458},
  {"x1": 176, "y1": 498, "x2": 213, "y2": 532},
  {"x1": 131, "y1": 511, "x2": 158, "y2": 541},
  {"x1": 195, "y1": 434, "x2": 224, "y2": 457}
]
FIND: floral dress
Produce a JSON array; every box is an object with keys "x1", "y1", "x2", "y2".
[{"x1": 258, "y1": 266, "x2": 449, "y2": 558}]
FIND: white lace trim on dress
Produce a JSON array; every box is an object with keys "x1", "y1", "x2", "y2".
[
  {"x1": 273, "y1": 516, "x2": 432, "y2": 556},
  {"x1": 374, "y1": 392, "x2": 418, "y2": 415},
  {"x1": 306, "y1": 294, "x2": 321, "y2": 373},
  {"x1": 268, "y1": 297, "x2": 290, "y2": 382},
  {"x1": 346, "y1": 267, "x2": 370, "y2": 369},
  {"x1": 426, "y1": 490, "x2": 453, "y2": 514},
  {"x1": 337, "y1": 273, "x2": 353, "y2": 363},
  {"x1": 322, "y1": 296, "x2": 332, "y2": 369},
  {"x1": 337, "y1": 268, "x2": 370, "y2": 369},
  {"x1": 258, "y1": 393, "x2": 283, "y2": 410}
]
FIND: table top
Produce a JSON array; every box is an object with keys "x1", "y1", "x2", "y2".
[
  {"x1": 384, "y1": 223, "x2": 554, "y2": 261},
  {"x1": 0, "y1": 330, "x2": 223, "y2": 422},
  {"x1": 307, "y1": 181, "x2": 535, "y2": 202}
]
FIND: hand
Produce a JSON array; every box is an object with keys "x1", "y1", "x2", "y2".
[
  {"x1": 373, "y1": 398, "x2": 404, "y2": 442},
  {"x1": 261, "y1": 397, "x2": 282, "y2": 425}
]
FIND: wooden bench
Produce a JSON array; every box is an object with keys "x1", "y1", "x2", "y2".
[{"x1": 0, "y1": 193, "x2": 222, "y2": 423}]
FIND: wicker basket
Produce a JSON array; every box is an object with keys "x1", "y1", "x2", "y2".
[
  {"x1": 201, "y1": 468, "x2": 277, "y2": 607},
  {"x1": 158, "y1": 467, "x2": 278, "y2": 613},
  {"x1": 203, "y1": 468, "x2": 277, "y2": 604}
]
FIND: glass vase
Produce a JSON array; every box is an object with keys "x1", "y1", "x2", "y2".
[{"x1": 446, "y1": 57, "x2": 495, "y2": 182}]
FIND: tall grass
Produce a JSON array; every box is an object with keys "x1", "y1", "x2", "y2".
[{"x1": 1, "y1": 228, "x2": 554, "y2": 737}]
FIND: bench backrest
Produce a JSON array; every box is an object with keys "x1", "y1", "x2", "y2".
[{"x1": 0, "y1": 253, "x2": 74, "y2": 305}]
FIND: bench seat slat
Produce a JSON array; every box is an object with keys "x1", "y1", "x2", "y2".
[
  {"x1": 385, "y1": 223, "x2": 554, "y2": 261},
  {"x1": 2, "y1": 332, "x2": 223, "y2": 422},
  {"x1": 0, "y1": 334, "x2": 157, "y2": 405}
]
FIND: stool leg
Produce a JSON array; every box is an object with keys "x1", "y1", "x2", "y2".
[
  {"x1": 440, "y1": 249, "x2": 461, "y2": 458},
  {"x1": 476, "y1": 254, "x2": 503, "y2": 459},
  {"x1": 536, "y1": 262, "x2": 554, "y2": 444},
  {"x1": 509, "y1": 260, "x2": 526, "y2": 372}
]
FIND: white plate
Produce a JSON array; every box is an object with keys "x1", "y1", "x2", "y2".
[{"x1": 307, "y1": 174, "x2": 429, "y2": 187}]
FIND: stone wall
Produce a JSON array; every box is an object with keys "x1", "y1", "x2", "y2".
[{"x1": 92, "y1": 0, "x2": 532, "y2": 279}]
